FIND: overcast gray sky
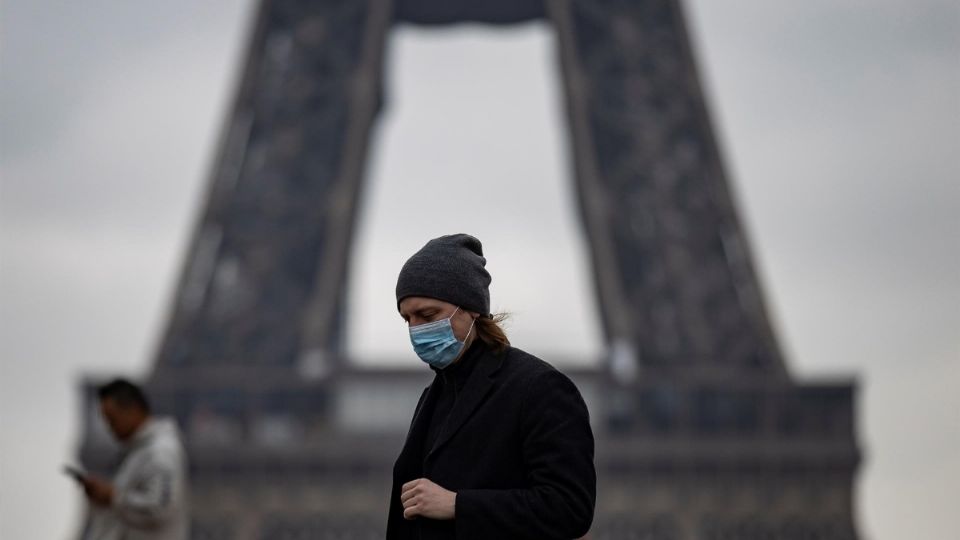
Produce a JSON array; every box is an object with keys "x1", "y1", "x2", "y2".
[{"x1": 2, "y1": 1, "x2": 958, "y2": 538}]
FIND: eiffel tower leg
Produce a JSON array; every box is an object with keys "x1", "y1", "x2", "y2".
[{"x1": 153, "y1": 0, "x2": 392, "y2": 379}]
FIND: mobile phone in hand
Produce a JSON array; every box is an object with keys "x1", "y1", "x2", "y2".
[{"x1": 62, "y1": 465, "x2": 87, "y2": 483}]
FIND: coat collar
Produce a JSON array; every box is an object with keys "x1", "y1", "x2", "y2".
[{"x1": 425, "y1": 342, "x2": 506, "y2": 461}]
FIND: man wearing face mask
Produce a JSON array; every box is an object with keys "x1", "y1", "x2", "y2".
[{"x1": 386, "y1": 233, "x2": 596, "y2": 540}]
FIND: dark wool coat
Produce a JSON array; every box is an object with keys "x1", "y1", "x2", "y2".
[{"x1": 386, "y1": 343, "x2": 596, "y2": 540}]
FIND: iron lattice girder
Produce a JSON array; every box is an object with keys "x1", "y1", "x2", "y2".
[{"x1": 554, "y1": 0, "x2": 786, "y2": 373}]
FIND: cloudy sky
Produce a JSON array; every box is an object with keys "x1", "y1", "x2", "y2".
[{"x1": 1, "y1": 0, "x2": 957, "y2": 538}]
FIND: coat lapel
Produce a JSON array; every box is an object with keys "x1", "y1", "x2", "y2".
[
  {"x1": 406, "y1": 385, "x2": 434, "y2": 441},
  {"x1": 395, "y1": 380, "x2": 438, "y2": 477},
  {"x1": 426, "y1": 347, "x2": 505, "y2": 461}
]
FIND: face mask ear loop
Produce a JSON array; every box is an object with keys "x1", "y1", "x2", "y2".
[
  {"x1": 449, "y1": 306, "x2": 475, "y2": 344},
  {"x1": 463, "y1": 317, "x2": 476, "y2": 344}
]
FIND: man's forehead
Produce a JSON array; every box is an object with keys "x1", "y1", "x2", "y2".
[
  {"x1": 100, "y1": 397, "x2": 132, "y2": 412},
  {"x1": 399, "y1": 296, "x2": 451, "y2": 315}
]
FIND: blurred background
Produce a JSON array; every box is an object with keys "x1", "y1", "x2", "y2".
[{"x1": 1, "y1": 0, "x2": 957, "y2": 538}]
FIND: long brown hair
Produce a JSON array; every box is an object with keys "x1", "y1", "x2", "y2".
[{"x1": 474, "y1": 312, "x2": 511, "y2": 353}]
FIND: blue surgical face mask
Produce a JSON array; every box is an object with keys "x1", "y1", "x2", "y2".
[{"x1": 409, "y1": 306, "x2": 475, "y2": 369}]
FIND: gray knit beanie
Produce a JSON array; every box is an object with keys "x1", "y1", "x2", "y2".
[{"x1": 396, "y1": 233, "x2": 491, "y2": 316}]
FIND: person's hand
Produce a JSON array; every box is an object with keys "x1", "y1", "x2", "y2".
[
  {"x1": 81, "y1": 475, "x2": 114, "y2": 507},
  {"x1": 400, "y1": 478, "x2": 456, "y2": 520}
]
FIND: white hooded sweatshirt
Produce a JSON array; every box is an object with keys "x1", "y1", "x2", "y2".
[{"x1": 82, "y1": 417, "x2": 189, "y2": 540}]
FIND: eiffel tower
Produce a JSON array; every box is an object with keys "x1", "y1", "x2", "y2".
[{"x1": 78, "y1": 1, "x2": 860, "y2": 538}]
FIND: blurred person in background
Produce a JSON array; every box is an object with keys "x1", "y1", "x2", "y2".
[
  {"x1": 73, "y1": 379, "x2": 189, "y2": 540},
  {"x1": 387, "y1": 233, "x2": 596, "y2": 540}
]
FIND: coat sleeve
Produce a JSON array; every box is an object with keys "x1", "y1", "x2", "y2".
[
  {"x1": 455, "y1": 369, "x2": 596, "y2": 539},
  {"x1": 112, "y1": 452, "x2": 181, "y2": 529}
]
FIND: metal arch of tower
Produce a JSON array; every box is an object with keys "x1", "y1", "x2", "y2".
[{"x1": 153, "y1": 0, "x2": 788, "y2": 382}]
